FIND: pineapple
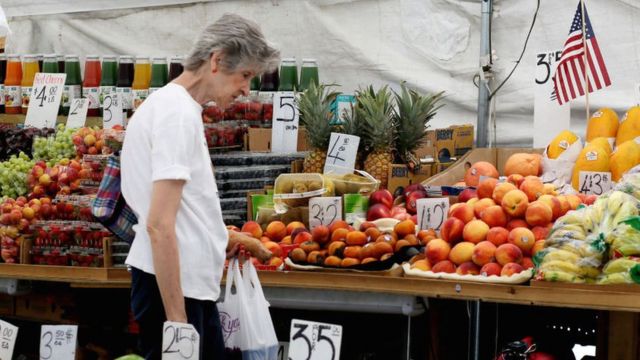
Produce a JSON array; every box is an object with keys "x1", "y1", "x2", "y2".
[
  {"x1": 339, "y1": 97, "x2": 365, "y2": 169},
  {"x1": 358, "y1": 86, "x2": 396, "y2": 188},
  {"x1": 298, "y1": 82, "x2": 339, "y2": 173},
  {"x1": 393, "y1": 83, "x2": 444, "y2": 169}
]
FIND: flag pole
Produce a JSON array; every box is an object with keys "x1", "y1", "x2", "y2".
[{"x1": 581, "y1": 0, "x2": 590, "y2": 123}]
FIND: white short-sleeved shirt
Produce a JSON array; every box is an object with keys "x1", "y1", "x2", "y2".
[{"x1": 121, "y1": 83, "x2": 228, "y2": 301}]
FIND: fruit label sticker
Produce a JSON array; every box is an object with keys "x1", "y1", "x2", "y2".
[
  {"x1": 585, "y1": 151, "x2": 598, "y2": 161},
  {"x1": 417, "y1": 197, "x2": 450, "y2": 233},
  {"x1": 161, "y1": 321, "x2": 200, "y2": 360},
  {"x1": 289, "y1": 319, "x2": 342, "y2": 360},
  {"x1": 40, "y1": 324, "x2": 77, "y2": 360},
  {"x1": 323, "y1": 133, "x2": 360, "y2": 175},
  {"x1": 271, "y1": 91, "x2": 299, "y2": 153},
  {"x1": 533, "y1": 50, "x2": 570, "y2": 148},
  {"x1": 25, "y1": 73, "x2": 67, "y2": 129},
  {"x1": 0, "y1": 320, "x2": 18, "y2": 360},
  {"x1": 102, "y1": 92, "x2": 124, "y2": 129},
  {"x1": 0, "y1": 84, "x2": 5, "y2": 105},
  {"x1": 66, "y1": 98, "x2": 89, "y2": 128},
  {"x1": 309, "y1": 197, "x2": 342, "y2": 229},
  {"x1": 579, "y1": 171, "x2": 612, "y2": 196}
]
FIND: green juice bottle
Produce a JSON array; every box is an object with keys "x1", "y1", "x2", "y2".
[
  {"x1": 99, "y1": 55, "x2": 118, "y2": 115},
  {"x1": 278, "y1": 58, "x2": 298, "y2": 92},
  {"x1": 62, "y1": 55, "x2": 82, "y2": 116},
  {"x1": 298, "y1": 59, "x2": 319, "y2": 92},
  {"x1": 149, "y1": 57, "x2": 168, "y2": 95}
]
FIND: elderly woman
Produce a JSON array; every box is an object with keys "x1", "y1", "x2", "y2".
[{"x1": 121, "y1": 14, "x2": 279, "y2": 358}]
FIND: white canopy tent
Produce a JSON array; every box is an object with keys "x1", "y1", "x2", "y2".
[{"x1": 2, "y1": 0, "x2": 639, "y2": 146}]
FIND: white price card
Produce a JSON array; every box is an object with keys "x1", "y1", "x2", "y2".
[
  {"x1": 161, "y1": 321, "x2": 200, "y2": 360},
  {"x1": 289, "y1": 319, "x2": 342, "y2": 360},
  {"x1": 102, "y1": 92, "x2": 124, "y2": 129},
  {"x1": 533, "y1": 50, "x2": 570, "y2": 148},
  {"x1": 66, "y1": 98, "x2": 89, "y2": 128},
  {"x1": 323, "y1": 133, "x2": 360, "y2": 175},
  {"x1": 25, "y1": 73, "x2": 67, "y2": 129},
  {"x1": 40, "y1": 325, "x2": 77, "y2": 360},
  {"x1": 271, "y1": 92, "x2": 299, "y2": 153},
  {"x1": 578, "y1": 171, "x2": 612, "y2": 196},
  {"x1": 277, "y1": 341, "x2": 289, "y2": 360},
  {"x1": 309, "y1": 197, "x2": 342, "y2": 229},
  {"x1": 635, "y1": 82, "x2": 640, "y2": 105},
  {"x1": 0, "y1": 319, "x2": 18, "y2": 360},
  {"x1": 417, "y1": 198, "x2": 450, "y2": 233}
]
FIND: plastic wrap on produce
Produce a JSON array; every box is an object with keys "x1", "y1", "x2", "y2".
[
  {"x1": 606, "y1": 217, "x2": 640, "y2": 258},
  {"x1": 597, "y1": 257, "x2": 640, "y2": 284},
  {"x1": 541, "y1": 138, "x2": 582, "y2": 189},
  {"x1": 214, "y1": 165, "x2": 291, "y2": 181},
  {"x1": 210, "y1": 152, "x2": 305, "y2": 167}
]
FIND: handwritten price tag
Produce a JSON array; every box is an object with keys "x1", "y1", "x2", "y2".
[
  {"x1": 579, "y1": 171, "x2": 612, "y2": 195},
  {"x1": 271, "y1": 92, "x2": 299, "y2": 153},
  {"x1": 533, "y1": 50, "x2": 570, "y2": 148},
  {"x1": 66, "y1": 98, "x2": 89, "y2": 128},
  {"x1": 25, "y1": 73, "x2": 67, "y2": 129},
  {"x1": 417, "y1": 198, "x2": 450, "y2": 233},
  {"x1": 102, "y1": 92, "x2": 124, "y2": 129},
  {"x1": 309, "y1": 197, "x2": 342, "y2": 229},
  {"x1": 0, "y1": 320, "x2": 18, "y2": 360},
  {"x1": 289, "y1": 319, "x2": 342, "y2": 360},
  {"x1": 323, "y1": 133, "x2": 360, "y2": 175},
  {"x1": 161, "y1": 321, "x2": 200, "y2": 360},
  {"x1": 40, "y1": 325, "x2": 77, "y2": 360}
]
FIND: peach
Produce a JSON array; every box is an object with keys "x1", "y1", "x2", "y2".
[
  {"x1": 328, "y1": 220, "x2": 349, "y2": 233},
  {"x1": 507, "y1": 174, "x2": 525, "y2": 188},
  {"x1": 417, "y1": 229, "x2": 437, "y2": 245},
  {"x1": 464, "y1": 161, "x2": 499, "y2": 187},
  {"x1": 346, "y1": 231, "x2": 367, "y2": 246},
  {"x1": 241, "y1": 221, "x2": 263, "y2": 239},
  {"x1": 343, "y1": 246, "x2": 363, "y2": 259},
  {"x1": 538, "y1": 195, "x2": 562, "y2": 220},
  {"x1": 291, "y1": 227, "x2": 310, "y2": 241},
  {"x1": 341, "y1": 257, "x2": 360, "y2": 267},
  {"x1": 449, "y1": 203, "x2": 475, "y2": 224},
  {"x1": 477, "y1": 177, "x2": 499, "y2": 199},
  {"x1": 506, "y1": 219, "x2": 529, "y2": 231},
  {"x1": 395, "y1": 239, "x2": 412, "y2": 252},
  {"x1": 376, "y1": 233, "x2": 397, "y2": 248},
  {"x1": 286, "y1": 221, "x2": 306, "y2": 235},
  {"x1": 331, "y1": 228, "x2": 349, "y2": 243},
  {"x1": 300, "y1": 241, "x2": 321, "y2": 253},
  {"x1": 480, "y1": 205, "x2": 508, "y2": 228},
  {"x1": 425, "y1": 238, "x2": 451, "y2": 264},
  {"x1": 492, "y1": 182, "x2": 518, "y2": 204},
  {"x1": 480, "y1": 262, "x2": 502, "y2": 277},
  {"x1": 361, "y1": 243, "x2": 377, "y2": 259},
  {"x1": 467, "y1": 197, "x2": 479, "y2": 207},
  {"x1": 441, "y1": 217, "x2": 465, "y2": 244},
  {"x1": 380, "y1": 253, "x2": 393, "y2": 261},
  {"x1": 324, "y1": 255, "x2": 342, "y2": 267},
  {"x1": 486, "y1": 227, "x2": 509, "y2": 247},
  {"x1": 312, "y1": 225, "x2": 330, "y2": 244},
  {"x1": 501, "y1": 190, "x2": 529, "y2": 217},
  {"x1": 501, "y1": 262, "x2": 525, "y2": 276},
  {"x1": 307, "y1": 250, "x2": 325, "y2": 265},
  {"x1": 364, "y1": 227, "x2": 382, "y2": 242},
  {"x1": 293, "y1": 231, "x2": 313, "y2": 245},
  {"x1": 519, "y1": 178, "x2": 544, "y2": 202},
  {"x1": 543, "y1": 183, "x2": 557, "y2": 195},
  {"x1": 328, "y1": 241, "x2": 346, "y2": 257},
  {"x1": 525, "y1": 201, "x2": 553, "y2": 227},
  {"x1": 394, "y1": 219, "x2": 416, "y2": 238},
  {"x1": 263, "y1": 241, "x2": 283, "y2": 257},
  {"x1": 556, "y1": 196, "x2": 572, "y2": 216},
  {"x1": 508, "y1": 227, "x2": 535, "y2": 254},
  {"x1": 359, "y1": 221, "x2": 377, "y2": 231},
  {"x1": 472, "y1": 241, "x2": 497, "y2": 266},
  {"x1": 411, "y1": 259, "x2": 431, "y2": 271},
  {"x1": 432, "y1": 260, "x2": 457, "y2": 273},
  {"x1": 280, "y1": 236, "x2": 292, "y2": 245},
  {"x1": 521, "y1": 257, "x2": 535, "y2": 270},
  {"x1": 531, "y1": 226, "x2": 549, "y2": 241},
  {"x1": 404, "y1": 234, "x2": 419, "y2": 246},
  {"x1": 462, "y1": 220, "x2": 490, "y2": 244},
  {"x1": 495, "y1": 244, "x2": 523, "y2": 266},
  {"x1": 373, "y1": 242, "x2": 394, "y2": 258},
  {"x1": 456, "y1": 261, "x2": 481, "y2": 275},
  {"x1": 531, "y1": 240, "x2": 546, "y2": 256},
  {"x1": 361, "y1": 257, "x2": 378, "y2": 265},
  {"x1": 473, "y1": 198, "x2": 496, "y2": 218},
  {"x1": 565, "y1": 194, "x2": 582, "y2": 210},
  {"x1": 267, "y1": 257, "x2": 284, "y2": 267},
  {"x1": 449, "y1": 241, "x2": 475, "y2": 265},
  {"x1": 265, "y1": 221, "x2": 286, "y2": 242}
]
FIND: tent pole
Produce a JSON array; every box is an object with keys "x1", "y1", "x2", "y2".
[{"x1": 477, "y1": 0, "x2": 493, "y2": 148}]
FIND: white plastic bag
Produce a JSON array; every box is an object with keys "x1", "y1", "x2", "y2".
[
  {"x1": 541, "y1": 137, "x2": 583, "y2": 188},
  {"x1": 218, "y1": 259, "x2": 251, "y2": 353}
]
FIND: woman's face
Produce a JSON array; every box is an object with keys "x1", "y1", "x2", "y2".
[{"x1": 208, "y1": 53, "x2": 255, "y2": 108}]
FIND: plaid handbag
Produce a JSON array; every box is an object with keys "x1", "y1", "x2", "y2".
[{"x1": 92, "y1": 155, "x2": 138, "y2": 244}]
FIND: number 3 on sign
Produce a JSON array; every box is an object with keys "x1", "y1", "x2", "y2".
[
  {"x1": 309, "y1": 197, "x2": 342, "y2": 229},
  {"x1": 289, "y1": 319, "x2": 342, "y2": 360},
  {"x1": 578, "y1": 171, "x2": 612, "y2": 196},
  {"x1": 417, "y1": 198, "x2": 450, "y2": 233},
  {"x1": 161, "y1": 321, "x2": 200, "y2": 360},
  {"x1": 102, "y1": 93, "x2": 124, "y2": 129}
]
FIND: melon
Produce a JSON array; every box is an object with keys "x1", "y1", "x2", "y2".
[
  {"x1": 588, "y1": 137, "x2": 613, "y2": 156},
  {"x1": 504, "y1": 153, "x2": 542, "y2": 177},
  {"x1": 610, "y1": 140, "x2": 640, "y2": 182},
  {"x1": 586, "y1": 108, "x2": 619, "y2": 142},
  {"x1": 464, "y1": 161, "x2": 499, "y2": 187},
  {"x1": 547, "y1": 130, "x2": 579, "y2": 159},
  {"x1": 571, "y1": 144, "x2": 610, "y2": 190},
  {"x1": 616, "y1": 106, "x2": 640, "y2": 146}
]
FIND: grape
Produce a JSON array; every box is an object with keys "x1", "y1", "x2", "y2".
[
  {"x1": 32, "y1": 124, "x2": 76, "y2": 163},
  {"x1": 0, "y1": 152, "x2": 35, "y2": 198}
]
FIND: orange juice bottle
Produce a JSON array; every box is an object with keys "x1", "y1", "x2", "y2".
[
  {"x1": 21, "y1": 55, "x2": 39, "y2": 114},
  {"x1": 4, "y1": 55, "x2": 22, "y2": 114},
  {"x1": 132, "y1": 56, "x2": 151, "y2": 111}
]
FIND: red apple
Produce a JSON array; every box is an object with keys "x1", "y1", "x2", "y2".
[
  {"x1": 391, "y1": 206, "x2": 411, "y2": 220},
  {"x1": 405, "y1": 190, "x2": 427, "y2": 215},
  {"x1": 404, "y1": 184, "x2": 424, "y2": 197},
  {"x1": 369, "y1": 189, "x2": 394, "y2": 210},
  {"x1": 458, "y1": 188, "x2": 477, "y2": 203},
  {"x1": 367, "y1": 203, "x2": 392, "y2": 221}
]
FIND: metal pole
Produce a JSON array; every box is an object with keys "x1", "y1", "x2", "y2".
[{"x1": 477, "y1": 0, "x2": 493, "y2": 148}]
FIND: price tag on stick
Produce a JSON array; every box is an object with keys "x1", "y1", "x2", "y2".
[
  {"x1": 0, "y1": 319, "x2": 18, "y2": 360},
  {"x1": 66, "y1": 98, "x2": 89, "y2": 128},
  {"x1": 25, "y1": 73, "x2": 66, "y2": 129},
  {"x1": 309, "y1": 197, "x2": 342, "y2": 229},
  {"x1": 289, "y1": 319, "x2": 342, "y2": 360},
  {"x1": 161, "y1": 321, "x2": 200, "y2": 360},
  {"x1": 40, "y1": 325, "x2": 77, "y2": 360},
  {"x1": 102, "y1": 92, "x2": 124, "y2": 129},
  {"x1": 417, "y1": 198, "x2": 450, "y2": 233},
  {"x1": 578, "y1": 171, "x2": 612, "y2": 195},
  {"x1": 271, "y1": 92, "x2": 299, "y2": 153},
  {"x1": 323, "y1": 133, "x2": 360, "y2": 175}
]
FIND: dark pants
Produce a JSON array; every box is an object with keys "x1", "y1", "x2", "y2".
[{"x1": 130, "y1": 267, "x2": 226, "y2": 359}]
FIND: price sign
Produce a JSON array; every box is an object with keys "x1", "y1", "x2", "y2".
[
  {"x1": 578, "y1": 171, "x2": 612, "y2": 195},
  {"x1": 309, "y1": 197, "x2": 342, "y2": 229},
  {"x1": 635, "y1": 83, "x2": 640, "y2": 105},
  {"x1": 417, "y1": 198, "x2": 450, "y2": 233},
  {"x1": 271, "y1": 92, "x2": 299, "y2": 153},
  {"x1": 102, "y1": 92, "x2": 124, "y2": 129},
  {"x1": 161, "y1": 321, "x2": 200, "y2": 360},
  {"x1": 533, "y1": 50, "x2": 570, "y2": 148},
  {"x1": 66, "y1": 98, "x2": 89, "y2": 128},
  {"x1": 277, "y1": 342, "x2": 289, "y2": 360},
  {"x1": 323, "y1": 133, "x2": 360, "y2": 175},
  {"x1": 25, "y1": 73, "x2": 66, "y2": 129},
  {"x1": 0, "y1": 320, "x2": 18, "y2": 359},
  {"x1": 289, "y1": 319, "x2": 342, "y2": 360},
  {"x1": 40, "y1": 325, "x2": 77, "y2": 360}
]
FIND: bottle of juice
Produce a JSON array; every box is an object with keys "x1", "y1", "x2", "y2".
[
  {"x1": 116, "y1": 55, "x2": 134, "y2": 117},
  {"x1": 4, "y1": 55, "x2": 22, "y2": 114},
  {"x1": 149, "y1": 57, "x2": 168, "y2": 94},
  {"x1": 132, "y1": 56, "x2": 150, "y2": 111},
  {"x1": 168, "y1": 56, "x2": 183, "y2": 82},
  {"x1": 62, "y1": 55, "x2": 82, "y2": 116},
  {"x1": 42, "y1": 54, "x2": 59, "y2": 73},
  {"x1": 99, "y1": 55, "x2": 118, "y2": 115},
  {"x1": 0, "y1": 54, "x2": 6, "y2": 113},
  {"x1": 21, "y1": 55, "x2": 40, "y2": 114},
  {"x1": 298, "y1": 59, "x2": 319, "y2": 92},
  {"x1": 278, "y1": 58, "x2": 297, "y2": 92},
  {"x1": 36, "y1": 54, "x2": 44, "y2": 72},
  {"x1": 250, "y1": 76, "x2": 260, "y2": 91},
  {"x1": 57, "y1": 55, "x2": 65, "y2": 73},
  {"x1": 83, "y1": 55, "x2": 101, "y2": 117},
  {"x1": 260, "y1": 68, "x2": 279, "y2": 92}
]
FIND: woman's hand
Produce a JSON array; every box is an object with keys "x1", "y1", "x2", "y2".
[{"x1": 227, "y1": 230, "x2": 272, "y2": 262}]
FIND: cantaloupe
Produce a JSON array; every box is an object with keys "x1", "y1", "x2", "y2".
[
  {"x1": 571, "y1": 144, "x2": 610, "y2": 190},
  {"x1": 616, "y1": 106, "x2": 640, "y2": 146},
  {"x1": 586, "y1": 108, "x2": 619, "y2": 142},
  {"x1": 504, "y1": 153, "x2": 542, "y2": 177},
  {"x1": 464, "y1": 162, "x2": 499, "y2": 187},
  {"x1": 547, "y1": 130, "x2": 579, "y2": 159},
  {"x1": 610, "y1": 140, "x2": 640, "y2": 182}
]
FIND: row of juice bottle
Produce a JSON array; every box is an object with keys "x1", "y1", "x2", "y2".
[
  {"x1": 0, "y1": 54, "x2": 184, "y2": 116},
  {"x1": 254, "y1": 57, "x2": 319, "y2": 92}
]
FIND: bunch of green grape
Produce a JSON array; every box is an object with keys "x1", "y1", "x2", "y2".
[
  {"x1": 32, "y1": 124, "x2": 76, "y2": 164},
  {"x1": 0, "y1": 152, "x2": 35, "y2": 198}
]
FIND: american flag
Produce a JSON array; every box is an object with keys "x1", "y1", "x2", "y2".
[{"x1": 553, "y1": 2, "x2": 611, "y2": 105}]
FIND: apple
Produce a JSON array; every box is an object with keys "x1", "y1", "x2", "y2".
[
  {"x1": 367, "y1": 203, "x2": 392, "y2": 221},
  {"x1": 404, "y1": 184, "x2": 425, "y2": 197},
  {"x1": 405, "y1": 190, "x2": 427, "y2": 215},
  {"x1": 391, "y1": 206, "x2": 411, "y2": 221},
  {"x1": 369, "y1": 189, "x2": 394, "y2": 210},
  {"x1": 458, "y1": 188, "x2": 477, "y2": 203}
]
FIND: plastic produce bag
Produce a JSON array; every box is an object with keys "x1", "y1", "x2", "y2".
[
  {"x1": 606, "y1": 217, "x2": 640, "y2": 258},
  {"x1": 541, "y1": 136, "x2": 582, "y2": 189},
  {"x1": 597, "y1": 257, "x2": 640, "y2": 284}
]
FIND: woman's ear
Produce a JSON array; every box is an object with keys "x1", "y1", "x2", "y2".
[{"x1": 210, "y1": 52, "x2": 221, "y2": 74}]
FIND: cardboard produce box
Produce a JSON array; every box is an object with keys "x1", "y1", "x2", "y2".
[
  {"x1": 387, "y1": 164, "x2": 433, "y2": 194},
  {"x1": 435, "y1": 124, "x2": 474, "y2": 162},
  {"x1": 247, "y1": 127, "x2": 309, "y2": 151}
]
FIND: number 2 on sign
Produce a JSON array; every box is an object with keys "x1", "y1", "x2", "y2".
[
  {"x1": 161, "y1": 321, "x2": 199, "y2": 360},
  {"x1": 309, "y1": 197, "x2": 342, "y2": 229},
  {"x1": 417, "y1": 198, "x2": 449, "y2": 233}
]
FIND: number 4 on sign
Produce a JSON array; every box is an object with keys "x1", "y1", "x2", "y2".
[{"x1": 417, "y1": 198, "x2": 449, "y2": 233}]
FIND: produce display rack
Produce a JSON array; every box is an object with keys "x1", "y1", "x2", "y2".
[{"x1": 0, "y1": 114, "x2": 104, "y2": 128}]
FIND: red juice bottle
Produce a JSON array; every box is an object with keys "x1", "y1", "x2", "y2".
[
  {"x1": 117, "y1": 55, "x2": 134, "y2": 117},
  {"x1": 0, "y1": 54, "x2": 6, "y2": 113},
  {"x1": 83, "y1": 55, "x2": 101, "y2": 117},
  {"x1": 168, "y1": 56, "x2": 184, "y2": 82}
]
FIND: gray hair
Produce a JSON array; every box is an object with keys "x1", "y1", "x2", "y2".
[{"x1": 184, "y1": 13, "x2": 280, "y2": 74}]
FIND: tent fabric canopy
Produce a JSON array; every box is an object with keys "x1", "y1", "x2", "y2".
[{"x1": 3, "y1": 0, "x2": 640, "y2": 146}]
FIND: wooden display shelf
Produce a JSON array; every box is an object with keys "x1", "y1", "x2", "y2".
[{"x1": 0, "y1": 264, "x2": 130, "y2": 284}]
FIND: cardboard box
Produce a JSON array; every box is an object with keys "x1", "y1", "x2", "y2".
[
  {"x1": 434, "y1": 124, "x2": 475, "y2": 162},
  {"x1": 248, "y1": 127, "x2": 309, "y2": 152},
  {"x1": 435, "y1": 127, "x2": 455, "y2": 162},
  {"x1": 387, "y1": 164, "x2": 433, "y2": 194}
]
